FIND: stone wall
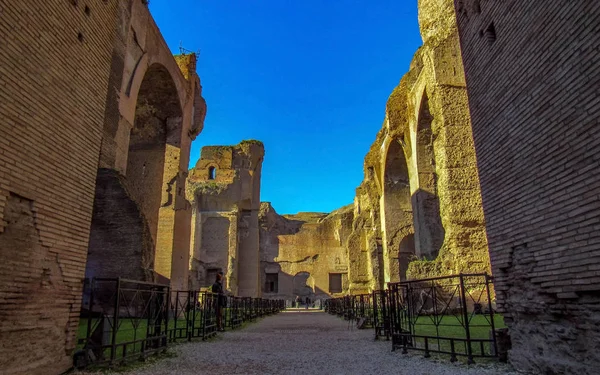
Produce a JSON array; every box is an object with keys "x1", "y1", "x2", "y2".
[
  {"x1": 341, "y1": 0, "x2": 490, "y2": 291},
  {"x1": 453, "y1": 1, "x2": 600, "y2": 373},
  {"x1": 0, "y1": 1, "x2": 120, "y2": 373},
  {"x1": 187, "y1": 141, "x2": 264, "y2": 296},
  {"x1": 259, "y1": 203, "x2": 354, "y2": 301},
  {"x1": 85, "y1": 0, "x2": 206, "y2": 291}
]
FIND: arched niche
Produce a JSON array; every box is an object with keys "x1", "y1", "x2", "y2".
[
  {"x1": 86, "y1": 63, "x2": 183, "y2": 284},
  {"x1": 413, "y1": 91, "x2": 444, "y2": 260},
  {"x1": 382, "y1": 139, "x2": 414, "y2": 283},
  {"x1": 292, "y1": 272, "x2": 314, "y2": 298},
  {"x1": 398, "y1": 233, "x2": 416, "y2": 281}
]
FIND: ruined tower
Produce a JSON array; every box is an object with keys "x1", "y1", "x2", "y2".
[{"x1": 187, "y1": 141, "x2": 264, "y2": 297}]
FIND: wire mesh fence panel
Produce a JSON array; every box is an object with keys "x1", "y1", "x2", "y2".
[
  {"x1": 199, "y1": 291, "x2": 218, "y2": 339},
  {"x1": 75, "y1": 279, "x2": 285, "y2": 370},
  {"x1": 389, "y1": 273, "x2": 500, "y2": 363},
  {"x1": 353, "y1": 294, "x2": 374, "y2": 328},
  {"x1": 373, "y1": 290, "x2": 391, "y2": 340},
  {"x1": 225, "y1": 296, "x2": 243, "y2": 329},
  {"x1": 75, "y1": 278, "x2": 170, "y2": 368}
]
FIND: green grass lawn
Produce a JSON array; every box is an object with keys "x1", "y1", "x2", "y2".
[
  {"x1": 76, "y1": 311, "x2": 215, "y2": 361},
  {"x1": 404, "y1": 314, "x2": 506, "y2": 357},
  {"x1": 412, "y1": 314, "x2": 506, "y2": 339}
]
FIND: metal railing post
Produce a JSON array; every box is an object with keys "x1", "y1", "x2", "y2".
[
  {"x1": 459, "y1": 274, "x2": 474, "y2": 364},
  {"x1": 110, "y1": 278, "x2": 121, "y2": 364}
]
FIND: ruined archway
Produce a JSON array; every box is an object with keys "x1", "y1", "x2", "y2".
[
  {"x1": 292, "y1": 272, "x2": 314, "y2": 299},
  {"x1": 413, "y1": 91, "x2": 444, "y2": 260},
  {"x1": 398, "y1": 233, "x2": 415, "y2": 281},
  {"x1": 86, "y1": 63, "x2": 183, "y2": 283},
  {"x1": 381, "y1": 139, "x2": 414, "y2": 283}
]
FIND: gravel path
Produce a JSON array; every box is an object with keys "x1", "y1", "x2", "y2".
[{"x1": 83, "y1": 309, "x2": 516, "y2": 375}]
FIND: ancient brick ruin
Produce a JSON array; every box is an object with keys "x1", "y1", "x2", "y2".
[
  {"x1": 188, "y1": 0, "x2": 490, "y2": 303},
  {"x1": 1, "y1": 0, "x2": 599, "y2": 373},
  {"x1": 85, "y1": 0, "x2": 206, "y2": 291},
  {"x1": 452, "y1": 0, "x2": 600, "y2": 373},
  {"x1": 0, "y1": 1, "x2": 205, "y2": 374},
  {"x1": 187, "y1": 141, "x2": 264, "y2": 297},
  {"x1": 259, "y1": 204, "x2": 354, "y2": 301},
  {"x1": 344, "y1": 0, "x2": 490, "y2": 292}
]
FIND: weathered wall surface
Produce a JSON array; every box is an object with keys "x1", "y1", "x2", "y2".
[
  {"x1": 85, "y1": 0, "x2": 206, "y2": 291},
  {"x1": 0, "y1": 1, "x2": 120, "y2": 373},
  {"x1": 340, "y1": 0, "x2": 490, "y2": 291},
  {"x1": 187, "y1": 141, "x2": 264, "y2": 296},
  {"x1": 453, "y1": 1, "x2": 600, "y2": 373},
  {"x1": 259, "y1": 203, "x2": 354, "y2": 301},
  {"x1": 345, "y1": 135, "x2": 386, "y2": 293}
]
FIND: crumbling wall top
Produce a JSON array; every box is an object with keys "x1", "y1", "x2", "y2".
[{"x1": 417, "y1": 0, "x2": 457, "y2": 47}]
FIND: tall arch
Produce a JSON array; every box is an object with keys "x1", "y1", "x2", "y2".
[
  {"x1": 382, "y1": 139, "x2": 415, "y2": 283},
  {"x1": 86, "y1": 63, "x2": 183, "y2": 283},
  {"x1": 413, "y1": 91, "x2": 444, "y2": 260},
  {"x1": 127, "y1": 63, "x2": 183, "y2": 247}
]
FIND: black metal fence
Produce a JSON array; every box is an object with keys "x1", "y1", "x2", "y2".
[
  {"x1": 389, "y1": 273, "x2": 498, "y2": 363},
  {"x1": 323, "y1": 293, "x2": 375, "y2": 329},
  {"x1": 325, "y1": 273, "x2": 502, "y2": 363},
  {"x1": 75, "y1": 278, "x2": 285, "y2": 369},
  {"x1": 372, "y1": 290, "x2": 391, "y2": 340}
]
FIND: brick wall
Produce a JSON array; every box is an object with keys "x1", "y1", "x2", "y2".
[
  {"x1": 86, "y1": 169, "x2": 154, "y2": 282},
  {"x1": 0, "y1": 0, "x2": 118, "y2": 373},
  {"x1": 453, "y1": 1, "x2": 600, "y2": 373}
]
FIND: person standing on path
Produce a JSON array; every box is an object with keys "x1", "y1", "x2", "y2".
[
  {"x1": 295, "y1": 295, "x2": 300, "y2": 308},
  {"x1": 212, "y1": 271, "x2": 226, "y2": 331}
]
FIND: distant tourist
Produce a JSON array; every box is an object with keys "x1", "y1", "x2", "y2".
[
  {"x1": 305, "y1": 297, "x2": 310, "y2": 309},
  {"x1": 295, "y1": 295, "x2": 300, "y2": 308},
  {"x1": 212, "y1": 271, "x2": 226, "y2": 331}
]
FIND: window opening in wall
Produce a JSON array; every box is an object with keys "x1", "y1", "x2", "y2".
[
  {"x1": 208, "y1": 166, "x2": 216, "y2": 180},
  {"x1": 329, "y1": 273, "x2": 343, "y2": 294},
  {"x1": 265, "y1": 273, "x2": 278, "y2": 293},
  {"x1": 485, "y1": 22, "x2": 496, "y2": 45}
]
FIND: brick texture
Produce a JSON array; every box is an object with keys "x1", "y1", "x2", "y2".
[
  {"x1": 453, "y1": 0, "x2": 600, "y2": 373},
  {"x1": 0, "y1": 0, "x2": 119, "y2": 374}
]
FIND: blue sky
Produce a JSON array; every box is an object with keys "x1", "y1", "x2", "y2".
[{"x1": 150, "y1": 1, "x2": 422, "y2": 214}]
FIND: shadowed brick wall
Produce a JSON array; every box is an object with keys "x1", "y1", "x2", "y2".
[
  {"x1": 453, "y1": 1, "x2": 600, "y2": 373},
  {"x1": 0, "y1": 0, "x2": 119, "y2": 374}
]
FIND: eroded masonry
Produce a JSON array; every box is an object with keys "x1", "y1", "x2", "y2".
[
  {"x1": 187, "y1": 141, "x2": 264, "y2": 297},
  {"x1": 452, "y1": 0, "x2": 600, "y2": 373},
  {"x1": 188, "y1": 0, "x2": 489, "y2": 301},
  {"x1": 1, "y1": 0, "x2": 599, "y2": 374},
  {"x1": 0, "y1": 1, "x2": 205, "y2": 374}
]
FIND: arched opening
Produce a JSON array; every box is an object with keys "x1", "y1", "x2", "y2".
[
  {"x1": 127, "y1": 64, "x2": 182, "y2": 246},
  {"x1": 382, "y1": 139, "x2": 414, "y2": 283},
  {"x1": 413, "y1": 92, "x2": 444, "y2": 260},
  {"x1": 398, "y1": 233, "x2": 416, "y2": 281},
  {"x1": 293, "y1": 272, "x2": 313, "y2": 299},
  {"x1": 86, "y1": 64, "x2": 183, "y2": 283},
  {"x1": 208, "y1": 166, "x2": 216, "y2": 180}
]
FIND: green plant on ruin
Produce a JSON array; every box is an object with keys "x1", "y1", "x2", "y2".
[
  {"x1": 240, "y1": 139, "x2": 263, "y2": 146},
  {"x1": 191, "y1": 180, "x2": 228, "y2": 196},
  {"x1": 406, "y1": 257, "x2": 444, "y2": 280}
]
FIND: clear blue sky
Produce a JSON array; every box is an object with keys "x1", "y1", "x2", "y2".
[{"x1": 150, "y1": 1, "x2": 422, "y2": 214}]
